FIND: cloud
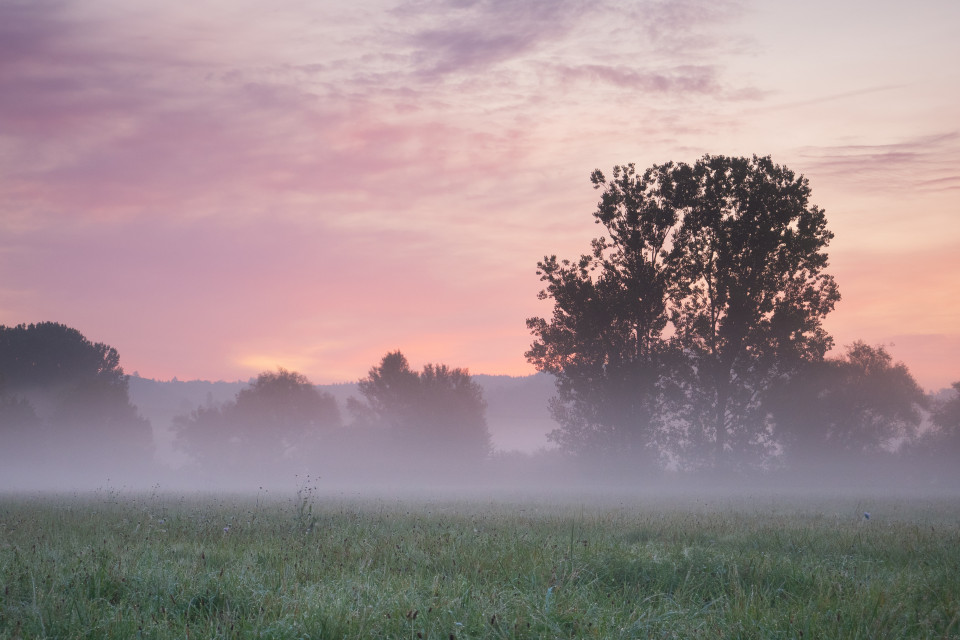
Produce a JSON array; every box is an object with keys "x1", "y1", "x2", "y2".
[
  {"x1": 635, "y1": 0, "x2": 747, "y2": 54},
  {"x1": 395, "y1": 0, "x2": 587, "y2": 78},
  {"x1": 0, "y1": 0, "x2": 762, "y2": 238},
  {"x1": 0, "y1": 2, "x2": 542, "y2": 232},
  {"x1": 4, "y1": 0, "x2": 953, "y2": 391},
  {"x1": 797, "y1": 132, "x2": 960, "y2": 194},
  {"x1": 550, "y1": 63, "x2": 721, "y2": 94},
  {"x1": 0, "y1": 3, "x2": 53, "y2": 65}
]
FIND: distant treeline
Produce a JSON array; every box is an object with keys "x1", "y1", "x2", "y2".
[
  {"x1": 0, "y1": 323, "x2": 525, "y2": 488},
  {"x1": 0, "y1": 323, "x2": 957, "y2": 490}
]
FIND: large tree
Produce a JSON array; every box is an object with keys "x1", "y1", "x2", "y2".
[
  {"x1": 527, "y1": 155, "x2": 840, "y2": 470},
  {"x1": 671, "y1": 155, "x2": 840, "y2": 468},
  {"x1": 526, "y1": 162, "x2": 692, "y2": 464}
]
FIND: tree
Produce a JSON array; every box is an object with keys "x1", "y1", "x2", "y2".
[
  {"x1": 0, "y1": 373, "x2": 41, "y2": 463},
  {"x1": 0, "y1": 322, "x2": 127, "y2": 393},
  {"x1": 174, "y1": 368, "x2": 340, "y2": 475},
  {"x1": 527, "y1": 155, "x2": 840, "y2": 471},
  {"x1": 770, "y1": 342, "x2": 926, "y2": 467},
  {"x1": 932, "y1": 382, "x2": 960, "y2": 434},
  {"x1": 526, "y1": 162, "x2": 692, "y2": 465},
  {"x1": 0, "y1": 322, "x2": 152, "y2": 477},
  {"x1": 352, "y1": 351, "x2": 421, "y2": 432},
  {"x1": 671, "y1": 155, "x2": 840, "y2": 468},
  {"x1": 351, "y1": 351, "x2": 491, "y2": 464},
  {"x1": 922, "y1": 381, "x2": 960, "y2": 466}
]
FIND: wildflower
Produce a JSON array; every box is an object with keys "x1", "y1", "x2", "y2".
[
  {"x1": 863, "y1": 512, "x2": 870, "y2": 520},
  {"x1": 223, "y1": 525, "x2": 231, "y2": 533}
]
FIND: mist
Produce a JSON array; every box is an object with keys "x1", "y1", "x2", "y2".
[
  {"x1": 1, "y1": 323, "x2": 957, "y2": 500},
  {"x1": 2, "y1": 374, "x2": 957, "y2": 499}
]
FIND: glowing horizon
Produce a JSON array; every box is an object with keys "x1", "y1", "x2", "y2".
[{"x1": 1, "y1": 0, "x2": 958, "y2": 390}]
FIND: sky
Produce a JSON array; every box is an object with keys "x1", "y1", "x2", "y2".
[{"x1": 1, "y1": 0, "x2": 958, "y2": 390}]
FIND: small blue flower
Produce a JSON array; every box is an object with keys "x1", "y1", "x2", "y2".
[{"x1": 863, "y1": 512, "x2": 870, "y2": 520}]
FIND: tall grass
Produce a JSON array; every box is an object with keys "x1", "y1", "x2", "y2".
[{"x1": 1, "y1": 490, "x2": 958, "y2": 638}]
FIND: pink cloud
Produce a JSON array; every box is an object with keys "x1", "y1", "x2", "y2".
[
  {"x1": 1, "y1": 0, "x2": 957, "y2": 394},
  {"x1": 550, "y1": 63, "x2": 722, "y2": 94},
  {"x1": 798, "y1": 132, "x2": 960, "y2": 194}
]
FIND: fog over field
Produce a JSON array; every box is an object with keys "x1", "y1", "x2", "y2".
[
  {"x1": 1, "y1": 366, "x2": 957, "y2": 498},
  {"x1": 125, "y1": 373, "x2": 559, "y2": 466}
]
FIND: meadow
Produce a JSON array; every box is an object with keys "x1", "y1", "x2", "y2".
[{"x1": 1, "y1": 487, "x2": 958, "y2": 639}]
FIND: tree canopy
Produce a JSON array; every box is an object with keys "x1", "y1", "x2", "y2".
[
  {"x1": 174, "y1": 368, "x2": 340, "y2": 474},
  {"x1": 926, "y1": 381, "x2": 960, "y2": 458},
  {"x1": 0, "y1": 322, "x2": 127, "y2": 393},
  {"x1": 0, "y1": 322, "x2": 152, "y2": 476},
  {"x1": 527, "y1": 155, "x2": 841, "y2": 471},
  {"x1": 769, "y1": 342, "x2": 926, "y2": 467},
  {"x1": 351, "y1": 351, "x2": 491, "y2": 464}
]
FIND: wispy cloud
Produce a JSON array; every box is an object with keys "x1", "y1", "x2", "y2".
[
  {"x1": 798, "y1": 132, "x2": 960, "y2": 193},
  {"x1": 550, "y1": 63, "x2": 721, "y2": 94},
  {"x1": 635, "y1": 0, "x2": 747, "y2": 54},
  {"x1": 395, "y1": 0, "x2": 587, "y2": 78}
]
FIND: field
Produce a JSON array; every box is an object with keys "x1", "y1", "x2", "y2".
[{"x1": 1, "y1": 488, "x2": 958, "y2": 639}]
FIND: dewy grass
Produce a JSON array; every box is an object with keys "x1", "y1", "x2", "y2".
[{"x1": 0, "y1": 491, "x2": 958, "y2": 639}]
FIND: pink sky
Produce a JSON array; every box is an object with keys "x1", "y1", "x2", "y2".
[{"x1": 1, "y1": 0, "x2": 958, "y2": 390}]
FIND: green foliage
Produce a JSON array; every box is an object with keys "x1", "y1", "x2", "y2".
[{"x1": 0, "y1": 493, "x2": 958, "y2": 639}]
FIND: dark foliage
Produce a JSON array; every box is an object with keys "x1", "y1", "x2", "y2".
[
  {"x1": 351, "y1": 351, "x2": 491, "y2": 465},
  {"x1": 911, "y1": 381, "x2": 960, "y2": 472},
  {"x1": 770, "y1": 342, "x2": 926, "y2": 467},
  {"x1": 174, "y1": 368, "x2": 340, "y2": 474},
  {"x1": 0, "y1": 322, "x2": 152, "y2": 476},
  {"x1": 527, "y1": 156, "x2": 840, "y2": 470}
]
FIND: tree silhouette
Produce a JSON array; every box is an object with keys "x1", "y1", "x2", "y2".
[
  {"x1": 924, "y1": 381, "x2": 960, "y2": 462},
  {"x1": 174, "y1": 368, "x2": 340, "y2": 475},
  {"x1": 0, "y1": 322, "x2": 152, "y2": 479},
  {"x1": 770, "y1": 342, "x2": 926, "y2": 467},
  {"x1": 0, "y1": 322, "x2": 151, "y2": 442},
  {"x1": 671, "y1": 156, "x2": 840, "y2": 468},
  {"x1": 0, "y1": 322, "x2": 127, "y2": 392},
  {"x1": 352, "y1": 351, "x2": 491, "y2": 465},
  {"x1": 528, "y1": 156, "x2": 840, "y2": 471},
  {"x1": 526, "y1": 162, "x2": 691, "y2": 465}
]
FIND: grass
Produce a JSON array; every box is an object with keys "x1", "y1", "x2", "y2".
[{"x1": 1, "y1": 489, "x2": 958, "y2": 639}]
